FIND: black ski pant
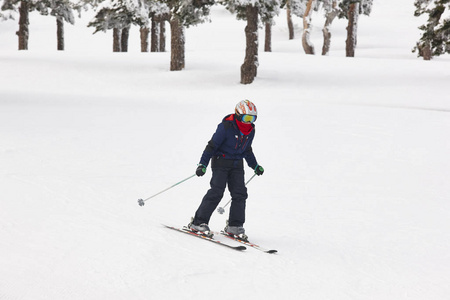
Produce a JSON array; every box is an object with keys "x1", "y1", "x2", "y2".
[{"x1": 194, "y1": 159, "x2": 248, "y2": 227}]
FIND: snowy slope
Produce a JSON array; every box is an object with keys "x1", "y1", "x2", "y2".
[{"x1": 1, "y1": 0, "x2": 450, "y2": 299}]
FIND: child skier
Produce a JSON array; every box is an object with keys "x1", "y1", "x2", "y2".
[{"x1": 189, "y1": 100, "x2": 264, "y2": 239}]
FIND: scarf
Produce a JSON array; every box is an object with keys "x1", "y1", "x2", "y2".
[
  {"x1": 235, "y1": 117, "x2": 254, "y2": 135},
  {"x1": 225, "y1": 114, "x2": 254, "y2": 135}
]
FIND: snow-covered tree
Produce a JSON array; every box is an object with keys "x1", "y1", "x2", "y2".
[
  {"x1": 301, "y1": 0, "x2": 317, "y2": 54},
  {"x1": 285, "y1": 0, "x2": 371, "y2": 56},
  {"x1": 88, "y1": 0, "x2": 148, "y2": 52},
  {"x1": 287, "y1": 0, "x2": 306, "y2": 17},
  {"x1": 281, "y1": 0, "x2": 294, "y2": 39},
  {"x1": 2, "y1": 0, "x2": 28, "y2": 50},
  {"x1": 413, "y1": 0, "x2": 450, "y2": 60},
  {"x1": 1, "y1": 0, "x2": 44, "y2": 49},
  {"x1": 280, "y1": 0, "x2": 305, "y2": 39},
  {"x1": 223, "y1": 0, "x2": 280, "y2": 84},
  {"x1": 53, "y1": 0, "x2": 76, "y2": 50},
  {"x1": 155, "y1": 0, "x2": 214, "y2": 70},
  {"x1": 338, "y1": 0, "x2": 372, "y2": 57},
  {"x1": 147, "y1": 2, "x2": 169, "y2": 52},
  {"x1": 41, "y1": 0, "x2": 76, "y2": 50},
  {"x1": 261, "y1": 0, "x2": 279, "y2": 53},
  {"x1": 1, "y1": 0, "x2": 76, "y2": 50},
  {"x1": 283, "y1": 0, "x2": 338, "y2": 55},
  {"x1": 321, "y1": 0, "x2": 339, "y2": 55}
]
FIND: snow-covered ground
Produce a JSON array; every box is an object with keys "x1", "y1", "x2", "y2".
[{"x1": 1, "y1": 1, "x2": 450, "y2": 299}]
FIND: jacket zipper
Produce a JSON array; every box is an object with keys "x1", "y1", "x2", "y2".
[{"x1": 242, "y1": 136, "x2": 249, "y2": 150}]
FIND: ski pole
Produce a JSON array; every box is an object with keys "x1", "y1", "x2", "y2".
[
  {"x1": 217, "y1": 173, "x2": 257, "y2": 214},
  {"x1": 138, "y1": 174, "x2": 196, "y2": 206}
]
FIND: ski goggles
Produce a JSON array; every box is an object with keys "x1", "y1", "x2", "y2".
[{"x1": 241, "y1": 114, "x2": 257, "y2": 124}]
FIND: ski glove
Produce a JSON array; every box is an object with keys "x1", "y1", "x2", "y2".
[
  {"x1": 196, "y1": 164, "x2": 207, "y2": 177},
  {"x1": 254, "y1": 165, "x2": 264, "y2": 176}
]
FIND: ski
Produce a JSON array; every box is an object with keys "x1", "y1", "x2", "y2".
[
  {"x1": 220, "y1": 231, "x2": 278, "y2": 254},
  {"x1": 163, "y1": 225, "x2": 247, "y2": 251}
]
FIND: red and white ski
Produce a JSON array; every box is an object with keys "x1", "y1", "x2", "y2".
[
  {"x1": 220, "y1": 231, "x2": 277, "y2": 254},
  {"x1": 163, "y1": 225, "x2": 246, "y2": 251}
]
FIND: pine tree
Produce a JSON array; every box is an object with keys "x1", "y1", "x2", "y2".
[
  {"x1": 285, "y1": 0, "x2": 306, "y2": 18},
  {"x1": 339, "y1": 0, "x2": 372, "y2": 57},
  {"x1": 155, "y1": 0, "x2": 214, "y2": 71},
  {"x1": 413, "y1": 0, "x2": 450, "y2": 60},
  {"x1": 88, "y1": 0, "x2": 148, "y2": 52},
  {"x1": 302, "y1": 0, "x2": 316, "y2": 54},
  {"x1": 321, "y1": 0, "x2": 339, "y2": 55},
  {"x1": 1, "y1": 0, "x2": 48, "y2": 50},
  {"x1": 280, "y1": 0, "x2": 306, "y2": 40},
  {"x1": 38, "y1": 0, "x2": 76, "y2": 50},
  {"x1": 282, "y1": 0, "x2": 295, "y2": 40},
  {"x1": 223, "y1": 0, "x2": 280, "y2": 84},
  {"x1": 2, "y1": 0, "x2": 27, "y2": 50},
  {"x1": 286, "y1": 0, "x2": 340, "y2": 56},
  {"x1": 145, "y1": 1, "x2": 169, "y2": 52},
  {"x1": 1, "y1": 0, "x2": 76, "y2": 50}
]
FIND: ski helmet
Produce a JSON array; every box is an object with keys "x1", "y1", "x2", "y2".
[{"x1": 235, "y1": 100, "x2": 257, "y2": 123}]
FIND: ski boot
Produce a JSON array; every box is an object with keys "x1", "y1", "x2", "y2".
[
  {"x1": 187, "y1": 218, "x2": 213, "y2": 238},
  {"x1": 224, "y1": 222, "x2": 248, "y2": 241}
]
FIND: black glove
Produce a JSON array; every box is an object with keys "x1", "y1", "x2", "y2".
[
  {"x1": 196, "y1": 164, "x2": 206, "y2": 177},
  {"x1": 254, "y1": 165, "x2": 264, "y2": 176}
]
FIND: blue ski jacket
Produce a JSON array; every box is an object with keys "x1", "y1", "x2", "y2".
[{"x1": 199, "y1": 114, "x2": 258, "y2": 169}]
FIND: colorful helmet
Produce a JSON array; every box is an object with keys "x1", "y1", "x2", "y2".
[{"x1": 235, "y1": 100, "x2": 257, "y2": 123}]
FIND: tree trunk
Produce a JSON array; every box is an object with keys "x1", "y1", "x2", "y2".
[
  {"x1": 287, "y1": 0, "x2": 294, "y2": 40},
  {"x1": 57, "y1": 17, "x2": 64, "y2": 51},
  {"x1": 151, "y1": 17, "x2": 160, "y2": 52},
  {"x1": 17, "y1": 0, "x2": 29, "y2": 50},
  {"x1": 416, "y1": 6, "x2": 445, "y2": 60},
  {"x1": 420, "y1": 43, "x2": 432, "y2": 60},
  {"x1": 264, "y1": 22, "x2": 272, "y2": 52},
  {"x1": 121, "y1": 26, "x2": 129, "y2": 52},
  {"x1": 160, "y1": 20, "x2": 166, "y2": 52},
  {"x1": 113, "y1": 28, "x2": 121, "y2": 52},
  {"x1": 346, "y1": 2, "x2": 359, "y2": 57},
  {"x1": 170, "y1": 16, "x2": 185, "y2": 71},
  {"x1": 322, "y1": 1, "x2": 338, "y2": 55},
  {"x1": 302, "y1": 0, "x2": 315, "y2": 55},
  {"x1": 140, "y1": 26, "x2": 149, "y2": 52},
  {"x1": 241, "y1": 5, "x2": 259, "y2": 84}
]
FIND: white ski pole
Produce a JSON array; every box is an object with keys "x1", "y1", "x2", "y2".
[{"x1": 138, "y1": 174, "x2": 196, "y2": 206}]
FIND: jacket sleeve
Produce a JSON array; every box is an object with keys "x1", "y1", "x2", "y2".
[
  {"x1": 244, "y1": 146, "x2": 258, "y2": 169},
  {"x1": 243, "y1": 131, "x2": 258, "y2": 169},
  {"x1": 199, "y1": 123, "x2": 226, "y2": 167}
]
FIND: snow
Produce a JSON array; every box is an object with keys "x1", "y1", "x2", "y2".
[{"x1": 1, "y1": 0, "x2": 450, "y2": 299}]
